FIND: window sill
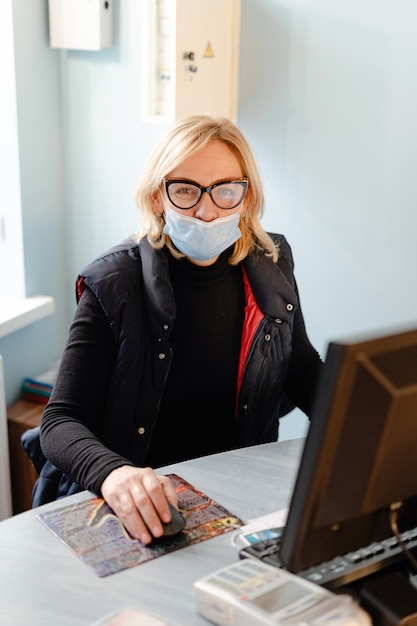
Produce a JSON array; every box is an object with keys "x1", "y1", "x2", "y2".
[{"x1": 0, "y1": 295, "x2": 55, "y2": 339}]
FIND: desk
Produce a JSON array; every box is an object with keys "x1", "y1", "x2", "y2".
[
  {"x1": 0, "y1": 439, "x2": 303, "y2": 625},
  {"x1": 7, "y1": 400, "x2": 44, "y2": 514}
]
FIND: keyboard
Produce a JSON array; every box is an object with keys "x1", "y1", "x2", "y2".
[{"x1": 239, "y1": 526, "x2": 417, "y2": 589}]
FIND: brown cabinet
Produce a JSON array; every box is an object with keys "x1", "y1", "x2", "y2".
[{"x1": 7, "y1": 400, "x2": 43, "y2": 515}]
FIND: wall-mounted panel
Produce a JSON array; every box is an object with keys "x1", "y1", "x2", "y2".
[{"x1": 143, "y1": 0, "x2": 241, "y2": 123}]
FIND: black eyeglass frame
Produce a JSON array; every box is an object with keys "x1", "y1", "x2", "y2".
[{"x1": 164, "y1": 178, "x2": 248, "y2": 210}]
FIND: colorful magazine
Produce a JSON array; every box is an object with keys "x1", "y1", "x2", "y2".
[{"x1": 37, "y1": 474, "x2": 243, "y2": 577}]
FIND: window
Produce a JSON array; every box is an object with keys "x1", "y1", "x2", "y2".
[{"x1": 0, "y1": 0, "x2": 25, "y2": 297}]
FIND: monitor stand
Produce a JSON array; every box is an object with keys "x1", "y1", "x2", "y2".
[{"x1": 359, "y1": 569, "x2": 417, "y2": 626}]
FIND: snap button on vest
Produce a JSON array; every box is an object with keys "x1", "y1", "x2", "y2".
[
  {"x1": 286, "y1": 303, "x2": 293, "y2": 311},
  {"x1": 138, "y1": 427, "x2": 145, "y2": 435},
  {"x1": 158, "y1": 353, "x2": 166, "y2": 360}
]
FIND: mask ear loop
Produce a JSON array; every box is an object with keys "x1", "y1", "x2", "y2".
[
  {"x1": 241, "y1": 183, "x2": 252, "y2": 223},
  {"x1": 151, "y1": 186, "x2": 167, "y2": 219}
]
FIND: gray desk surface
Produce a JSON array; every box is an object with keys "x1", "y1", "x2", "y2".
[{"x1": 0, "y1": 439, "x2": 304, "y2": 625}]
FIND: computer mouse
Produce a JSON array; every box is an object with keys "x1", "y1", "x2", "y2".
[{"x1": 162, "y1": 503, "x2": 186, "y2": 537}]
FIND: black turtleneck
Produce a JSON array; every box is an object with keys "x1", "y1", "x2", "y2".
[{"x1": 145, "y1": 250, "x2": 245, "y2": 467}]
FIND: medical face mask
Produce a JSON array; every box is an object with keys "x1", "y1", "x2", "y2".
[{"x1": 163, "y1": 207, "x2": 242, "y2": 262}]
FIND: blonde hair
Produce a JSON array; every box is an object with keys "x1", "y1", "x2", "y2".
[{"x1": 134, "y1": 114, "x2": 278, "y2": 264}]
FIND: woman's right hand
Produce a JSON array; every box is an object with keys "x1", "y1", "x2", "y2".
[{"x1": 100, "y1": 465, "x2": 179, "y2": 544}]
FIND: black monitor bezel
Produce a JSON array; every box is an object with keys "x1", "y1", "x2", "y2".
[{"x1": 279, "y1": 324, "x2": 417, "y2": 580}]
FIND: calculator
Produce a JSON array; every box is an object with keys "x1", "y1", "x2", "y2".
[{"x1": 194, "y1": 559, "x2": 371, "y2": 626}]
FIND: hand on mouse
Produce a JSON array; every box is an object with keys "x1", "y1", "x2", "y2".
[{"x1": 100, "y1": 465, "x2": 179, "y2": 544}]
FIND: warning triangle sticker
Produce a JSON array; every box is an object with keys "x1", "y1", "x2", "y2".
[{"x1": 203, "y1": 41, "x2": 215, "y2": 58}]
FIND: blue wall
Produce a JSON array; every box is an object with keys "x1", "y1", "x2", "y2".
[{"x1": 2, "y1": 0, "x2": 417, "y2": 439}]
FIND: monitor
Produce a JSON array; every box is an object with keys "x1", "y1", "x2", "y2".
[{"x1": 279, "y1": 324, "x2": 417, "y2": 587}]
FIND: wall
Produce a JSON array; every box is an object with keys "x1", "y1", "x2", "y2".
[
  {"x1": 2, "y1": 0, "x2": 417, "y2": 440},
  {"x1": 239, "y1": 0, "x2": 417, "y2": 436},
  {"x1": 241, "y1": 0, "x2": 417, "y2": 347}
]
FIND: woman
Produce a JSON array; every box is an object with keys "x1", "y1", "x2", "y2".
[{"x1": 39, "y1": 114, "x2": 323, "y2": 544}]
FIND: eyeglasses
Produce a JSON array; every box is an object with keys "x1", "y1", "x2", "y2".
[{"x1": 164, "y1": 178, "x2": 248, "y2": 210}]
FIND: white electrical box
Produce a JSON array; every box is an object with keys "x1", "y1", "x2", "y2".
[
  {"x1": 143, "y1": 0, "x2": 241, "y2": 123},
  {"x1": 48, "y1": 0, "x2": 114, "y2": 51}
]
